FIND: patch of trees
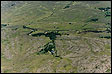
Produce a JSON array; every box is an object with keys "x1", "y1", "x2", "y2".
[
  {"x1": 99, "y1": 35, "x2": 111, "y2": 39},
  {"x1": 91, "y1": 18, "x2": 98, "y2": 22},
  {"x1": 1, "y1": 24, "x2": 9, "y2": 28},
  {"x1": 11, "y1": 3, "x2": 16, "y2": 6},
  {"x1": 98, "y1": 7, "x2": 111, "y2": 17},
  {"x1": 69, "y1": 22, "x2": 72, "y2": 24},
  {"x1": 98, "y1": 7, "x2": 111, "y2": 11},
  {"x1": 79, "y1": 29, "x2": 104, "y2": 34},
  {"x1": 63, "y1": 1, "x2": 73, "y2": 9},
  {"x1": 1, "y1": 24, "x2": 7, "y2": 26},
  {"x1": 63, "y1": 5, "x2": 70, "y2": 9},
  {"x1": 88, "y1": 18, "x2": 98, "y2": 22},
  {"x1": 84, "y1": 30, "x2": 104, "y2": 33},
  {"x1": 105, "y1": 11, "x2": 111, "y2": 17},
  {"x1": 23, "y1": 25, "x2": 37, "y2": 31},
  {"x1": 105, "y1": 23, "x2": 111, "y2": 33}
]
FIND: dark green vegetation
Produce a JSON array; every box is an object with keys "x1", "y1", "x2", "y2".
[
  {"x1": 1, "y1": 1, "x2": 111, "y2": 73},
  {"x1": 23, "y1": 25, "x2": 70, "y2": 57}
]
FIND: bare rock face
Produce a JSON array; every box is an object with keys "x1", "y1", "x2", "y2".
[{"x1": 4, "y1": 46, "x2": 13, "y2": 60}]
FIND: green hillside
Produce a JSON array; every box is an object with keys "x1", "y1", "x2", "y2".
[{"x1": 1, "y1": 1, "x2": 111, "y2": 73}]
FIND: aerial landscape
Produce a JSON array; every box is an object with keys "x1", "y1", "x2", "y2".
[{"x1": 1, "y1": 1, "x2": 111, "y2": 73}]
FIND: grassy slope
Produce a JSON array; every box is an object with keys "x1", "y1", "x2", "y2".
[{"x1": 1, "y1": 1, "x2": 111, "y2": 73}]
